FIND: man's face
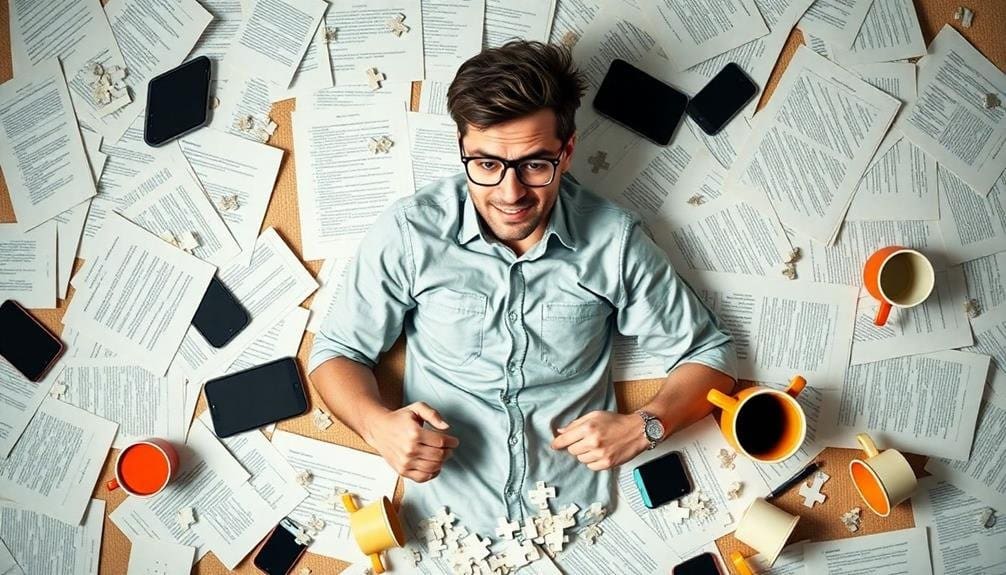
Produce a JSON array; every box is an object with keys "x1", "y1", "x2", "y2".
[{"x1": 460, "y1": 109, "x2": 575, "y2": 253}]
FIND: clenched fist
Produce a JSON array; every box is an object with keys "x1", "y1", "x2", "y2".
[
  {"x1": 551, "y1": 411, "x2": 650, "y2": 471},
  {"x1": 364, "y1": 402, "x2": 460, "y2": 483}
]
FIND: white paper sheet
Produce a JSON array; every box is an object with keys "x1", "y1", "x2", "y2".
[
  {"x1": 819, "y1": 350, "x2": 990, "y2": 460},
  {"x1": 686, "y1": 270, "x2": 858, "y2": 388},
  {"x1": 961, "y1": 252, "x2": 1006, "y2": 316},
  {"x1": 902, "y1": 25, "x2": 1006, "y2": 196},
  {"x1": 186, "y1": 0, "x2": 245, "y2": 65},
  {"x1": 274, "y1": 22, "x2": 333, "y2": 101},
  {"x1": 225, "y1": 307, "x2": 309, "y2": 375},
  {"x1": 0, "y1": 498, "x2": 104, "y2": 575},
  {"x1": 119, "y1": 162, "x2": 241, "y2": 267},
  {"x1": 0, "y1": 536, "x2": 19, "y2": 575},
  {"x1": 745, "y1": 541, "x2": 806, "y2": 574},
  {"x1": 301, "y1": 82, "x2": 412, "y2": 113},
  {"x1": 846, "y1": 140, "x2": 939, "y2": 221},
  {"x1": 0, "y1": 222, "x2": 57, "y2": 309},
  {"x1": 0, "y1": 398, "x2": 116, "y2": 525},
  {"x1": 417, "y1": 80, "x2": 449, "y2": 116},
  {"x1": 271, "y1": 430, "x2": 399, "y2": 561},
  {"x1": 912, "y1": 478, "x2": 1006, "y2": 575},
  {"x1": 797, "y1": 0, "x2": 874, "y2": 49},
  {"x1": 64, "y1": 213, "x2": 214, "y2": 376},
  {"x1": 804, "y1": 526, "x2": 932, "y2": 574},
  {"x1": 126, "y1": 538, "x2": 195, "y2": 575},
  {"x1": 207, "y1": 74, "x2": 275, "y2": 142},
  {"x1": 611, "y1": 335, "x2": 665, "y2": 382},
  {"x1": 98, "y1": 0, "x2": 212, "y2": 141},
  {"x1": 0, "y1": 359, "x2": 63, "y2": 460},
  {"x1": 850, "y1": 266, "x2": 973, "y2": 365},
  {"x1": 422, "y1": 0, "x2": 484, "y2": 81},
  {"x1": 0, "y1": 60, "x2": 95, "y2": 230},
  {"x1": 324, "y1": 0, "x2": 425, "y2": 85},
  {"x1": 962, "y1": 305, "x2": 1006, "y2": 397},
  {"x1": 937, "y1": 168, "x2": 1006, "y2": 265},
  {"x1": 56, "y1": 358, "x2": 187, "y2": 449},
  {"x1": 483, "y1": 0, "x2": 556, "y2": 48},
  {"x1": 836, "y1": 0, "x2": 925, "y2": 64},
  {"x1": 642, "y1": 0, "x2": 768, "y2": 72},
  {"x1": 293, "y1": 104, "x2": 415, "y2": 261},
  {"x1": 226, "y1": 0, "x2": 327, "y2": 88},
  {"x1": 407, "y1": 111, "x2": 461, "y2": 190},
  {"x1": 54, "y1": 201, "x2": 90, "y2": 301},
  {"x1": 617, "y1": 416, "x2": 769, "y2": 556},
  {"x1": 178, "y1": 128, "x2": 283, "y2": 266},
  {"x1": 548, "y1": 0, "x2": 601, "y2": 47},
  {"x1": 306, "y1": 257, "x2": 353, "y2": 333},
  {"x1": 724, "y1": 46, "x2": 900, "y2": 245}
]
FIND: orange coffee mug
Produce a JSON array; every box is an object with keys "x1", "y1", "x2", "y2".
[
  {"x1": 105, "y1": 438, "x2": 179, "y2": 497},
  {"x1": 863, "y1": 246, "x2": 935, "y2": 326},
  {"x1": 707, "y1": 376, "x2": 807, "y2": 463}
]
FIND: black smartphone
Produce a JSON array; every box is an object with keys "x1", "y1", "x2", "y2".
[
  {"x1": 685, "y1": 63, "x2": 758, "y2": 136},
  {"x1": 144, "y1": 56, "x2": 212, "y2": 147},
  {"x1": 192, "y1": 276, "x2": 250, "y2": 348},
  {"x1": 254, "y1": 518, "x2": 309, "y2": 575},
  {"x1": 593, "y1": 59, "x2": 689, "y2": 146},
  {"x1": 673, "y1": 552, "x2": 722, "y2": 575},
  {"x1": 205, "y1": 358, "x2": 309, "y2": 438},
  {"x1": 632, "y1": 451, "x2": 693, "y2": 509},
  {"x1": 0, "y1": 300, "x2": 64, "y2": 382}
]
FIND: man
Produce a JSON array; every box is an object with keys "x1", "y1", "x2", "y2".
[{"x1": 309, "y1": 41, "x2": 736, "y2": 536}]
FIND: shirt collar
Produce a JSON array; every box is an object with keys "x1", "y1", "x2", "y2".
[{"x1": 457, "y1": 182, "x2": 577, "y2": 252}]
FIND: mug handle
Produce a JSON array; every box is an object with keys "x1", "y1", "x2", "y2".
[
  {"x1": 105, "y1": 478, "x2": 120, "y2": 491},
  {"x1": 856, "y1": 433, "x2": 880, "y2": 458},
  {"x1": 730, "y1": 551, "x2": 754, "y2": 575},
  {"x1": 707, "y1": 389, "x2": 738, "y2": 413},
  {"x1": 785, "y1": 375, "x2": 807, "y2": 397},
  {"x1": 369, "y1": 553, "x2": 385, "y2": 574},
  {"x1": 874, "y1": 301, "x2": 892, "y2": 326},
  {"x1": 341, "y1": 493, "x2": 359, "y2": 514}
]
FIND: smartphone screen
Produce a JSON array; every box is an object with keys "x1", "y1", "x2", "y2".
[
  {"x1": 673, "y1": 552, "x2": 722, "y2": 575},
  {"x1": 632, "y1": 451, "x2": 693, "y2": 509},
  {"x1": 685, "y1": 62, "x2": 758, "y2": 136},
  {"x1": 0, "y1": 300, "x2": 64, "y2": 382},
  {"x1": 192, "y1": 276, "x2": 250, "y2": 348},
  {"x1": 254, "y1": 518, "x2": 308, "y2": 575},
  {"x1": 593, "y1": 59, "x2": 689, "y2": 145},
  {"x1": 144, "y1": 56, "x2": 212, "y2": 147},
  {"x1": 205, "y1": 358, "x2": 309, "y2": 438}
]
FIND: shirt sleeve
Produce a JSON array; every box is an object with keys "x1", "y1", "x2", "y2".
[
  {"x1": 616, "y1": 219, "x2": 737, "y2": 379},
  {"x1": 308, "y1": 205, "x2": 416, "y2": 373}
]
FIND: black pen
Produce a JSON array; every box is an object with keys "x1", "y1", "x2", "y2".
[{"x1": 765, "y1": 461, "x2": 822, "y2": 501}]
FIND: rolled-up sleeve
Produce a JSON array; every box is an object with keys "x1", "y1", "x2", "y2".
[
  {"x1": 616, "y1": 219, "x2": 737, "y2": 379},
  {"x1": 308, "y1": 205, "x2": 416, "y2": 373}
]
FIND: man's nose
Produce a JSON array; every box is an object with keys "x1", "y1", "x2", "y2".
[{"x1": 498, "y1": 167, "x2": 527, "y2": 204}]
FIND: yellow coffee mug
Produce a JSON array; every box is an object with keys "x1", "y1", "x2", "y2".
[
  {"x1": 341, "y1": 493, "x2": 405, "y2": 574},
  {"x1": 707, "y1": 376, "x2": 807, "y2": 463},
  {"x1": 849, "y1": 433, "x2": 917, "y2": 517}
]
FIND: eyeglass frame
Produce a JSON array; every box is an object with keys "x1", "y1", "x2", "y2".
[{"x1": 458, "y1": 137, "x2": 569, "y2": 187}]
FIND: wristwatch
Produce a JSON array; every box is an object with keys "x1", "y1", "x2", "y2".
[{"x1": 637, "y1": 411, "x2": 665, "y2": 450}]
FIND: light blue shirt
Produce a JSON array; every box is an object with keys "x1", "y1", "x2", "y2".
[{"x1": 310, "y1": 173, "x2": 736, "y2": 536}]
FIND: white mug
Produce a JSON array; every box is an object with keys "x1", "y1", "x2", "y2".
[{"x1": 733, "y1": 498, "x2": 800, "y2": 566}]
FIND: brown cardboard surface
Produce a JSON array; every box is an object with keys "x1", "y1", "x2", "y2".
[{"x1": 0, "y1": 1, "x2": 1002, "y2": 573}]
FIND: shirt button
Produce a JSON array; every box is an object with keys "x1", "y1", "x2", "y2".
[
  {"x1": 506, "y1": 489, "x2": 516, "y2": 498},
  {"x1": 509, "y1": 436, "x2": 518, "y2": 446},
  {"x1": 507, "y1": 362, "x2": 518, "y2": 374},
  {"x1": 508, "y1": 311, "x2": 518, "y2": 322}
]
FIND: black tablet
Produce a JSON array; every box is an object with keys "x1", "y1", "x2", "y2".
[{"x1": 144, "y1": 56, "x2": 212, "y2": 147}]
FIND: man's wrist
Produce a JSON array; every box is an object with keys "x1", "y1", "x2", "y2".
[{"x1": 359, "y1": 404, "x2": 393, "y2": 445}]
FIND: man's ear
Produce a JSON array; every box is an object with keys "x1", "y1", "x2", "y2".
[{"x1": 561, "y1": 133, "x2": 577, "y2": 172}]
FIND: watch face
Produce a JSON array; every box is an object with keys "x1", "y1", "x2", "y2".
[{"x1": 645, "y1": 419, "x2": 664, "y2": 440}]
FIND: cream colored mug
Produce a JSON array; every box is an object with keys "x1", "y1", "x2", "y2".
[
  {"x1": 732, "y1": 498, "x2": 800, "y2": 566},
  {"x1": 849, "y1": 433, "x2": 917, "y2": 517}
]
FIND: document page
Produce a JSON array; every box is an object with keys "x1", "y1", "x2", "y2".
[
  {"x1": 225, "y1": 306, "x2": 309, "y2": 375},
  {"x1": 819, "y1": 350, "x2": 989, "y2": 460},
  {"x1": 549, "y1": 0, "x2": 601, "y2": 46},
  {"x1": 0, "y1": 360, "x2": 63, "y2": 460},
  {"x1": 293, "y1": 105, "x2": 415, "y2": 261},
  {"x1": 271, "y1": 430, "x2": 399, "y2": 561},
  {"x1": 937, "y1": 169, "x2": 1006, "y2": 265},
  {"x1": 120, "y1": 163, "x2": 241, "y2": 267},
  {"x1": 125, "y1": 538, "x2": 195, "y2": 575},
  {"x1": 275, "y1": 24, "x2": 333, "y2": 102},
  {"x1": 0, "y1": 222, "x2": 56, "y2": 309},
  {"x1": 902, "y1": 25, "x2": 1006, "y2": 196},
  {"x1": 797, "y1": 0, "x2": 874, "y2": 49},
  {"x1": 323, "y1": 0, "x2": 425, "y2": 85},
  {"x1": 611, "y1": 335, "x2": 666, "y2": 382},
  {"x1": 306, "y1": 257, "x2": 352, "y2": 333},
  {"x1": 407, "y1": 111, "x2": 461, "y2": 190},
  {"x1": 186, "y1": 0, "x2": 244, "y2": 64},
  {"x1": 926, "y1": 390, "x2": 1006, "y2": 510},
  {"x1": 846, "y1": 140, "x2": 939, "y2": 221},
  {"x1": 912, "y1": 478, "x2": 1006, "y2": 575},
  {"x1": 641, "y1": 0, "x2": 768, "y2": 72},
  {"x1": 0, "y1": 398, "x2": 116, "y2": 525},
  {"x1": 853, "y1": 61, "x2": 916, "y2": 171},
  {"x1": 685, "y1": 270, "x2": 858, "y2": 388},
  {"x1": 0, "y1": 537, "x2": 17, "y2": 575},
  {"x1": 207, "y1": 74, "x2": 275, "y2": 142},
  {"x1": 851, "y1": 267, "x2": 973, "y2": 365},
  {"x1": 0, "y1": 499, "x2": 104, "y2": 575},
  {"x1": 961, "y1": 252, "x2": 1006, "y2": 316},
  {"x1": 56, "y1": 359, "x2": 187, "y2": 449},
  {"x1": 55, "y1": 201, "x2": 91, "y2": 301},
  {"x1": 803, "y1": 526, "x2": 932, "y2": 574},
  {"x1": 483, "y1": 0, "x2": 557, "y2": 48},
  {"x1": 745, "y1": 542, "x2": 806, "y2": 575},
  {"x1": 835, "y1": 0, "x2": 925, "y2": 64},
  {"x1": 179, "y1": 128, "x2": 283, "y2": 266},
  {"x1": 964, "y1": 305, "x2": 1006, "y2": 396},
  {"x1": 724, "y1": 46, "x2": 900, "y2": 245},
  {"x1": 226, "y1": 0, "x2": 326, "y2": 88},
  {"x1": 422, "y1": 0, "x2": 484, "y2": 81},
  {"x1": 63, "y1": 213, "x2": 215, "y2": 376},
  {"x1": 302, "y1": 82, "x2": 412, "y2": 113},
  {"x1": 617, "y1": 416, "x2": 769, "y2": 556},
  {"x1": 0, "y1": 60, "x2": 95, "y2": 230},
  {"x1": 417, "y1": 80, "x2": 449, "y2": 116}
]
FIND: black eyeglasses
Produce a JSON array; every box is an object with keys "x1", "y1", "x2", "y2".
[{"x1": 458, "y1": 138, "x2": 567, "y2": 187}]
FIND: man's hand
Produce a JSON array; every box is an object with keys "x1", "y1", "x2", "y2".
[
  {"x1": 550, "y1": 411, "x2": 650, "y2": 471},
  {"x1": 363, "y1": 402, "x2": 460, "y2": 483}
]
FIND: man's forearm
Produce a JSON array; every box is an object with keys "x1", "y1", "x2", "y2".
[
  {"x1": 310, "y1": 356, "x2": 392, "y2": 443},
  {"x1": 640, "y1": 362, "x2": 735, "y2": 439}
]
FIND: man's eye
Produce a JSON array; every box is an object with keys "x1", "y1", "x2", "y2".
[
  {"x1": 522, "y1": 161, "x2": 548, "y2": 171},
  {"x1": 477, "y1": 160, "x2": 501, "y2": 171}
]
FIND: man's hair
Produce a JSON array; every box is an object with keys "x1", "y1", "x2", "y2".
[{"x1": 447, "y1": 41, "x2": 587, "y2": 143}]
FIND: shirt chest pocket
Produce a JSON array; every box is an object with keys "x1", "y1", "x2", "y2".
[
  {"x1": 540, "y1": 301, "x2": 611, "y2": 377},
  {"x1": 416, "y1": 289, "x2": 487, "y2": 367}
]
